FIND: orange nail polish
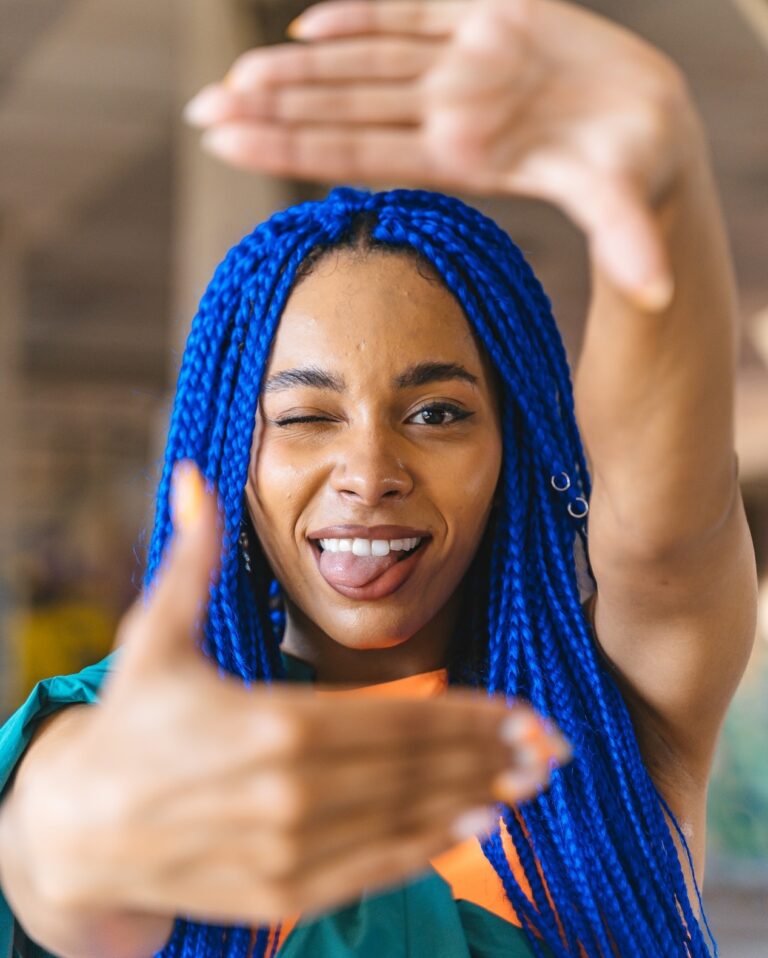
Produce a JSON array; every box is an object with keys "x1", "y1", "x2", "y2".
[
  {"x1": 632, "y1": 275, "x2": 675, "y2": 313},
  {"x1": 172, "y1": 461, "x2": 204, "y2": 533},
  {"x1": 285, "y1": 15, "x2": 305, "y2": 39},
  {"x1": 492, "y1": 768, "x2": 547, "y2": 803}
]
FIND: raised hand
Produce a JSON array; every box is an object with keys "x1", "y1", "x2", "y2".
[
  {"x1": 4, "y1": 462, "x2": 571, "y2": 935},
  {"x1": 183, "y1": 0, "x2": 698, "y2": 311}
]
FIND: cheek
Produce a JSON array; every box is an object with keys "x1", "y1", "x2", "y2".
[
  {"x1": 253, "y1": 441, "x2": 315, "y2": 515},
  {"x1": 246, "y1": 442, "x2": 316, "y2": 569},
  {"x1": 441, "y1": 440, "x2": 501, "y2": 533}
]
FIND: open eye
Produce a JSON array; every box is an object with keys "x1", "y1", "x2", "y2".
[{"x1": 408, "y1": 402, "x2": 473, "y2": 426}]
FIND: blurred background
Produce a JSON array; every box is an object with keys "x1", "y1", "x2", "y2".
[{"x1": 0, "y1": 0, "x2": 766, "y2": 952}]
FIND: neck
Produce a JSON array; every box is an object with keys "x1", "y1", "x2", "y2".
[{"x1": 280, "y1": 592, "x2": 461, "y2": 685}]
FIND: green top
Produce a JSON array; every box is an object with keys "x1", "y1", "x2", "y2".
[{"x1": 0, "y1": 652, "x2": 542, "y2": 957}]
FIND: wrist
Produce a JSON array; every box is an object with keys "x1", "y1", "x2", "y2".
[{"x1": 1, "y1": 778, "x2": 173, "y2": 958}]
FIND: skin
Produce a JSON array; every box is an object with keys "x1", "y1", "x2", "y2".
[{"x1": 245, "y1": 248, "x2": 503, "y2": 685}]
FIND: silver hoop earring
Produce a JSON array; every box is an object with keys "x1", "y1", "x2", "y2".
[
  {"x1": 551, "y1": 472, "x2": 571, "y2": 493},
  {"x1": 239, "y1": 522, "x2": 253, "y2": 573},
  {"x1": 567, "y1": 497, "x2": 589, "y2": 520}
]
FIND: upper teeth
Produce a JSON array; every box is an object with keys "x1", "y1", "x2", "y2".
[{"x1": 318, "y1": 537, "x2": 422, "y2": 556}]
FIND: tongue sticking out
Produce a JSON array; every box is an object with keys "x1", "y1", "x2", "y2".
[{"x1": 318, "y1": 549, "x2": 402, "y2": 589}]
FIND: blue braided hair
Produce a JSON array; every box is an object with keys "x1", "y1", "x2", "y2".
[{"x1": 144, "y1": 187, "x2": 717, "y2": 957}]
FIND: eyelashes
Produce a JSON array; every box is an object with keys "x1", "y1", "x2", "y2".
[
  {"x1": 273, "y1": 402, "x2": 474, "y2": 428},
  {"x1": 407, "y1": 402, "x2": 474, "y2": 426}
]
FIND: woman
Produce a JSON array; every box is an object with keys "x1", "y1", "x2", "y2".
[{"x1": 0, "y1": 1, "x2": 758, "y2": 956}]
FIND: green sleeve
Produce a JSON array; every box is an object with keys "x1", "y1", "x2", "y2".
[{"x1": 0, "y1": 652, "x2": 119, "y2": 958}]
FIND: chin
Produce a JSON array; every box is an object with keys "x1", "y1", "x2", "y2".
[
  {"x1": 332, "y1": 633, "x2": 412, "y2": 652},
  {"x1": 323, "y1": 613, "x2": 426, "y2": 651},
  {"x1": 303, "y1": 598, "x2": 445, "y2": 652}
]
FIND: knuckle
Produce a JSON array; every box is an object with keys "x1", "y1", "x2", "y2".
[
  {"x1": 279, "y1": 776, "x2": 311, "y2": 826},
  {"x1": 429, "y1": 112, "x2": 489, "y2": 167},
  {"x1": 635, "y1": 100, "x2": 669, "y2": 147},
  {"x1": 652, "y1": 55, "x2": 691, "y2": 110},
  {"x1": 371, "y1": 40, "x2": 418, "y2": 77},
  {"x1": 249, "y1": 703, "x2": 306, "y2": 758},
  {"x1": 297, "y1": 48, "x2": 317, "y2": 81},
  {"x1": 273, "y1": 87, "x2": 298, "y2": 120},
  {"x1": 263, "y1": 834, "x2": 302, "y2": 879},
  {"x1": 255, "y1": 770, "x2": 310, "y2": 827},
  {"x1": 232, "y1": 49, "x2": 260, "y2": 77}
]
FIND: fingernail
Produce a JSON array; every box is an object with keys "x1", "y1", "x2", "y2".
[
  {"x1": 498, "y1": 712, "x2": 538, "y2": 745},
  {"x1": 492, "y1": 769, "x2": 548, "y2": 803},
  {"x1": 285, "y1": 8, "x2": 330, "y2": 38},
  {"x1": 500, "y1": 713, "x2": 573, "y2": 764},
  {"x1": 171, "y1": 461, "x2": 204, "y2": 533},
  {"x1": 183, "y1": 86, "x2": 229, "y2": 127},
  {"x1": 451, "y1": 806, "x2": 498, "y2": 841},
  {"x1": 552, "y1": 734, "x2": 573, "y2": 765},
  {"x1": 632, "y1": 275, "x2": 675, "y2": 313},
  {"x1": 516, "y1": 745, "x2": 541, "y2": 770},
  {"x1": 285, "y1": 15, "x2": 306, "y2": 38},
  {"x1": 200, "y1": 127, "x2": 237, "y2": 157}
]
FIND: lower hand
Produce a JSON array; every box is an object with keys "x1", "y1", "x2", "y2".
[{"x1": 12, "y1": 463, "x2": 571, "y2": 927}]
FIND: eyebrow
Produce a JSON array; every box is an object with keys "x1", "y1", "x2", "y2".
[{"x1": 262, "y1": 361, "x2": 479, "y2": 394}]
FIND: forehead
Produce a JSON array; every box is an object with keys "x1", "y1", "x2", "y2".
[{"x1": 265, "y1": 250, "x2": 486, "y2": 376}]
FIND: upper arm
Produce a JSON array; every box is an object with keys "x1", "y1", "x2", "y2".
[{"x1": 585, "y1": 480, "x2": 758, "y2": 785}]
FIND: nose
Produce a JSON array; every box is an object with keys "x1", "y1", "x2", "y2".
[{"x1": 330, "y1": 428, "x2": 414, "y2": 506}]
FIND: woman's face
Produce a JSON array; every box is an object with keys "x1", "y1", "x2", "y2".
[{"x1": 245, "y1": 249, "x2": 502, "y2": 655}]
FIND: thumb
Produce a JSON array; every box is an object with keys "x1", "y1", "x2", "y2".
[
  {"x1": 117, "y1": 460, "x2": 223, "y2": 672},
  {"x1": 507, "y1": 152, "x2": 673, "y2": 312}
]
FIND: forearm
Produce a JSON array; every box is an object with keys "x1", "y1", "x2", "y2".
[
  {"x1": 0, "y1": 707, "x2": 173, "y2": 958},
  {"x1": 574, "y1": 104, "x2": 740, "y2": 553}
]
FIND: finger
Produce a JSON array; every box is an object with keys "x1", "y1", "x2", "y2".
[
  {"x1": 291, "y1": 795, "x2": 499, "y2": 917},
  {"x1": 199, "y1": 120, "x2": 446, "y2": 186},
  {"x1": 254, "y1": 781, "x2": 498, "y2": 881},
  {"x1": 222, "y1": 37, "x2": 438, "y2": 90},
  {"x1": 240, "y1": 689, "x2": 571, "y2": 775},
  {"x1": 287, "y1": 0, "x2": 466, "y2": 40},
  {"x1": 171, "y1": 768, "x2": 497, "y2": 883},
  {"x1": 185, "y1": 80, "x2": 422, "y2": 129},
  {"x1": 278, "y1": 688, "x2": 518, "y2": 753},
  {"x1": 207, "y1": 738, "x2": 511, "y2": 831},
  {"x1": 504, "y1": 150, "x2": 673, "y2": 311},
  {"x1": 147, "y1": 791, "x2": 498, "y2": 924},
  {"x1": 162, "y1": 704, "x2": 566, "y2": 833},
  {"x1": 121, "y1": 461, "x2": 222, "y2": 670},
  {"x1": 588, "y1": 180, "x2": 674, "y2": 311}
]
